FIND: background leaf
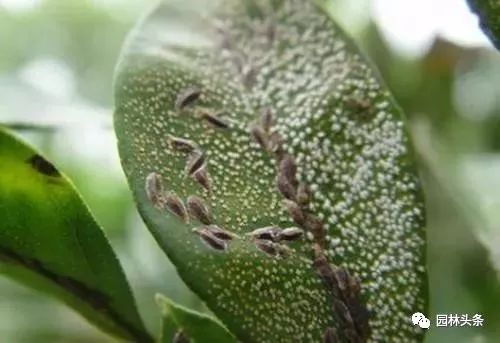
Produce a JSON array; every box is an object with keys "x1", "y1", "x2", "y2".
[
  {"x1": 114, "y1": 0, "x2": 427, "y2": 341},
  {"x1": 468, "y1": 0, "x2": 500, "y2": 49},
  {"x1": 156, "y1": 294, "x2": 236, "y2": 343},
  {"x1": 0, "y1": 128, "x2": 152, "y2": 342}
]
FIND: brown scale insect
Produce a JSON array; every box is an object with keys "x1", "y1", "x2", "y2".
[
  {"x1": 282, "y1": 199, "x2": 306, "y2": 226},
  {"x1": 268, "y1": 131, "x2": 285, "y2": 158},
  {"x1": 259, "y1": 108, "x2": 276, "y2": 133},
  {"x1": 194, "y1": 227, "x2": 227, "y2": 251},
  {"x1": 201, "y1": 225, "x2": 235, "y2": 241},
  {"x1": 276, "y1": 243, "x2": 291, "y2": 258},
  {"x1": 305, "y1": 215, "x2": 325, "y2": 245},
  {"x1": 186, "y1": 195, "x2": 213, "y2": 225},
  {"x1": 185, "y1": 149, "x2": 205, "y2": 176},
  {"x1": 145, "y1": 172, "x2": 164, "y2": 207},
  {"x1": 336, "y1": 270, "x2": 371, "y2": 341},
  {"x1": 323, "y1": 327, "x2": 338, "y2": 343},
  {"x1": 296, "y1": 183, "x2": 311, "y2": 207},
  {"x1": 265, "y1": 21, "x2": 276, "y2": 44},
  {"x1": 347, "y1": 96, "x2": 375, "y2": 120},
  {"x1": 242, "y1": 65, "x2": 257, "y2": 88},
  {"x1": 193, "y1": 167, "x2": 211, "y2": 192},
  {"x1": 165, "y1": 192, "x2": 188, "y2": 222},
  {"x1": 333, "y1": 266, "x2": 350, "y2": 292},
  {"x1": 278, "y1": 227, "x2": 304, "y2": 242},
  {"x1": 278, "y1": 154, "x2": 298, "y2": 188},
  {"x1": 248, "y1": 226, "x2": 282, "y2": 241},
  {"x1": 167, "y1": 134, "x2": 197, "y2": 153},
  {"x1": 198, "y1": 109, "x2": 230, "y2": 129},
  {"x1": 216, "y1": 27, "x2": 232, "y2": 51},
  {"x1": 312, "y1": 244, "x2": 342, "y2": 298},
  {"x1": 175, "y1": 87, "x2": 201, "y2": 110},
  {"x1": 230, "y1": 53, "x2": 245, "y2": 73},
  {"x1": 332, "y1": 299, "x2": 356, "y2": 332},
  {"x1": 276, "y1": 172, "x2": 297, "y2": 200},
  {"x1": 255, "y1": 239, "x2": 279, "y2": 257},
  {"x1": 250, "y1": 123, "x2": 268, "y2": 150},
  {"x1": 313, "y1": 244, "x2": 371, "y2": 341}
]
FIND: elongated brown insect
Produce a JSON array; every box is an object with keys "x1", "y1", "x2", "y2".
[
  {"x1": 332, "y1": 299, "x2": 357, "y2": 339},
  {"x1": 255, "y1": 239, "x2": 279, "y2": 257},
  {"x1": 175, "y1": 87, "x2": 201, "y2": 110},
  {"x1": 278, "y1": 227, "x2": 303, "y2": 242},
  {"x1": 276, "y1": 243, "x2": 291, "y2": 258},
  {"x1": 248, "y1": 226, "x2": 282, "y2": 241},
  {"x1": 259, "y1": 108, "x2": 276, "y2": 133},
  {"x1": 250, "y1": 123, "x2": 268, "y2": 150},
  {"x1": 242, "y1": 65, "x2": 257, "y2": 88},
  {"x1": 185, "y1": 150, "x2": 205, "y2": 176},
  {"x1": 265, "y1": 21, "x2": 276, "y2": 44},
  {"x1": 312, "y1": 244, "x2": 340, "y2": 298},
  {"x1": 165, "y1": 192, "x2": 188, "y2": 222},
  {"x1": 193, "y1": 167, "x2": 211, "y2": 192},
  {"x1": 323, "y1": 327, "x2": 338, "y2": 343},
  {"x1": 199, "y1": 109, "x2": 230, "y2": 129},
  {"x1": 282, "y1": 199, "x2": 305, "y2": 226},
  {"x1": 278, "y1": 154, "x2": 298, "y2": 187},
  {"x1": 333, "y1": 266, "x2": 350, "y2": 292},
  {"x1": 276, "y1": 172, "x2": 297, "y2": 200},
  {"x1": 167, "y1": 134, "x2": 197, "y2": 153},
  {"x1": 186, "y1": 195, "x2": 213, "y2": 225},
  {"x1": 145, "y1": 172, "x2": 164, "y2": 206},
  {"x1": 305, "y1": 215, "x2": 325, "y2": 244},
  {"x1": 28, "y1": 154, "x2": 60, "y2": 177},
  {"x1": 336, "y1": 270, "x2": 371, "y2": 341},
  {"x1": 194, "y1": 227, "x2": 227, "y2": 251},
  {"x1": 268, "y1": 131, "x2": 284, "y2": 156},
  {"x1": 200, "y1": 224, "x2": 235, "y2": 240},
  {"x1": 296, "y1": 183, "x2": 310, "y2": 207}
]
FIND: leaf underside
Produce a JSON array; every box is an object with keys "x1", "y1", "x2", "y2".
[
  {"x1": 156, "y1": 293, "x2": 236, "y2": 343},
  {"x1": 114, "y1": 0, "x2": 427, "y2": 341},
  {"x1": 0, "y1": 128, "x2": 151, "y2": 342},
  {"x1": 468, "y1": 0, "x2": 500, "y2": 49}
]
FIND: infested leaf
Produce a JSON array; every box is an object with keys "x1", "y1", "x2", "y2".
[
  {"x1": 114, "y1": 0, "x2": 427, "y2": 341},
  {"x1": 156, "y1": 293, "x2": 236, "y2": 343},
  {"x1": 0, "y1": 128, "x2": 151, "y2": 342}
]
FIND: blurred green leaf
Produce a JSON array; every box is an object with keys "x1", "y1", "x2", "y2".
[
  {"x1": 0, "y1": 128, "x2": 152, "y2": 342},
  {"x1": 468, "y1": 0, "x2": 500, "y2": 50},
  {"x1": 114, "y1": 0, "x2": 427, "y2": 341},
  {"x1": 156, "y1": 294, "x2": 236, "y2": 343}
]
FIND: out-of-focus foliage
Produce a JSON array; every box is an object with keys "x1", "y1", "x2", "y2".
[
  {"x1": 468, "y1": 0, "x2": 500, "y2": 50},
  {"x1": 1, "y1": 0, "x2": 500, "y2": 342},
  {"x1": 0, "y1": 0, "x2": 129, "y2": 105}
]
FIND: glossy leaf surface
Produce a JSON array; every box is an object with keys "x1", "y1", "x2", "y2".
[{"x1": 0, "y1": 128, "x2": 151, "y2": 342}]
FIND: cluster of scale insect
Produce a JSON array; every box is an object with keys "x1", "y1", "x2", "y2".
[
  {"x1": 188, "y1": 0, "x2": 427, "y2": 340},
  {"x1": 139, "y1": 86, "x2": 336, "y2": 342},
  {"x1": 247, "y1": 102, "x2": 370, "y2": 342},
  {"x1": 146, "y1": 87, "x2": 309, "y2": 258}
]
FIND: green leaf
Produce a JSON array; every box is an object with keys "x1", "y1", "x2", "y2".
[
  {"x1": 114, "y1": 0, "x2": 427, "y2": 341},
  {"x1": 0, "y1": 128, "x2": 152, "y2": 342},
  {"x1": 467, "y1": 0, "x2": 500, "y2": 49},
  {"x1": 156, "y1": 294, "x2": 236, "y2": 343}
]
